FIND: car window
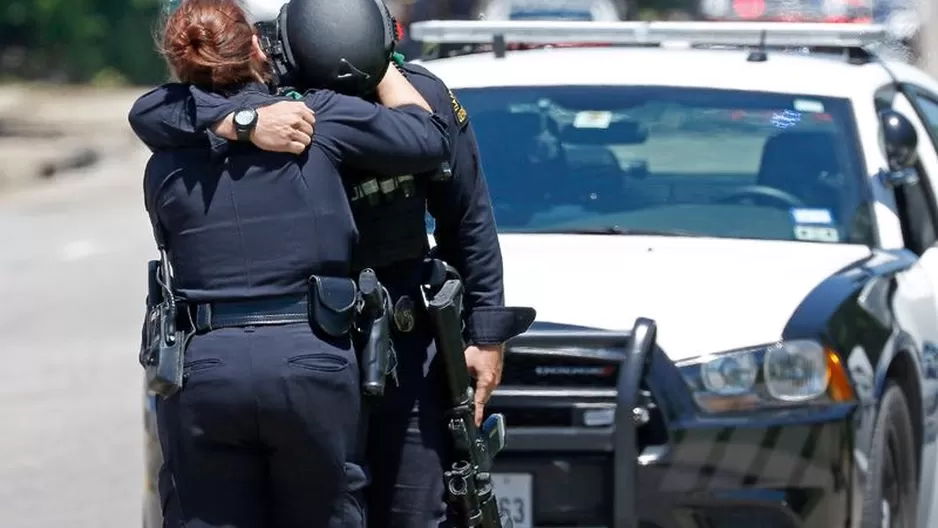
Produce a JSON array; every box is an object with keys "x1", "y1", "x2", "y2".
[
  {"x1": 455, "y1": 85, "x2": 872, "y2": 245},
  {"x1": 900, "y1": 90, "x2": 938, "y2": 251},
  {"x1": 913, "y1": 93, "x2": 938, "y2": 139}
]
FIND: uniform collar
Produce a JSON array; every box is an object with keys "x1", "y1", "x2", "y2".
[
  {"x1": 240, "y1": 81, "x2": 271, "y2": 94},
  {"x1": 218, "y1": 81, "x2": 272, "y2": 97}
]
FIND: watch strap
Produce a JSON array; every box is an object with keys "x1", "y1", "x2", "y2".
[{"x1": 233, "y1": 109, "x2": 257, "y2": 142}]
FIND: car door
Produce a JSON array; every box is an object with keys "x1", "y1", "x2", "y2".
[
  {"x1": 885, "y1": 91, "x2": 938, "y2": 265},
  {"x1": 888, "y1": 86, "x2": 938, "y2": 528}
]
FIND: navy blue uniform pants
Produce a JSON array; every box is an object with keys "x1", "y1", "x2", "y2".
[
  {"x1": 156, "y1": 323, "x2": 366, "y2": 528},
  {"x1": 365, "y1": 284, "x2": 453, "y2": 528}
]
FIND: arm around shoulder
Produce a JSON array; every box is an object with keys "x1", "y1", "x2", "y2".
[
  {"x1": 308, "y1": 90, "x2": 450, "y2": 174},
  {"x1": 127, "y1": 83, "x2": 240, "y2": 151}
]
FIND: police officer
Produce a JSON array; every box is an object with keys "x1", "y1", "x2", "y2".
[
  {"x1": 136, "y1": 0, "x2": 451, "y2": 527},
  {"x1": 130, "y1": 0, "x2": 525, "y2": 526}
]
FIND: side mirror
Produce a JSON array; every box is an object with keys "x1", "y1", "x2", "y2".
[
  {"x1": 878, "y1": 109, "x2": 919, "y2": 187},
  {"x1": 880, "y1": 109, "x2": 918, "y2": 170}
]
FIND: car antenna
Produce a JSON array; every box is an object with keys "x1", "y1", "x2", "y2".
[{"x1": 747, "y1": 30, "x2": 768, "y2": 62}]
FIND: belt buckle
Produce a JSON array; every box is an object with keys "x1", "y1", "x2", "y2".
[{"x1": 392, "y1": 295, "x2": 416, "y2": 333}]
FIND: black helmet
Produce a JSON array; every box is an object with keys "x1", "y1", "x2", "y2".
[{"x1": 257, "y1": 0, "x2": 397, "y2": 95}]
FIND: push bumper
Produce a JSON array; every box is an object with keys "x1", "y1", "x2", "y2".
[{"x1": 489, "y1": 319, "x2": 856, "y2": 528}]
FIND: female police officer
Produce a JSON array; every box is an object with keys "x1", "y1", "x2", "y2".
[{"x1": 144, "y1": 1, "x2": 450, "y2": 527}]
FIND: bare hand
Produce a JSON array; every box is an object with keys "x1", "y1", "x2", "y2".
[
  {"x1": 465, "y1": 344, "x2": 504, "y2": 426},
  {"x1": 252, "y1": 101, "x2": 315, "y2": 154}
]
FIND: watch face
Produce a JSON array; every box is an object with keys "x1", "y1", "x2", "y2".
[{"x1": 234, "y1": 110, "x2": 256, "y2": 127}]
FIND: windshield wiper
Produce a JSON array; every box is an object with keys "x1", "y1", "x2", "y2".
[{"x1": 544, "y1": 227, "x2": 706, "y2": 237}]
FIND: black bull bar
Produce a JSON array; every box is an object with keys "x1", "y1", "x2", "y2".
[{"x1": 496, "y1": 317, "x2": 657, "y2": 528}]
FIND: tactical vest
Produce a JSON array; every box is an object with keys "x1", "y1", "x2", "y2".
[
  {"x1": 282, "y1": 64, "x2": 443, "y2": 273},
  {"x1": 347, "y1": 170, "x2": 430, "y2": 271}
]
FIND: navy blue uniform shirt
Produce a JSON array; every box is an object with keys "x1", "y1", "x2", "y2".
[
  {"x1": 129, "y1": 71, "x2": 513, "y2": 344},
  {"x1": 139, "y1": 82, "x2": 450, "y2": 302}
]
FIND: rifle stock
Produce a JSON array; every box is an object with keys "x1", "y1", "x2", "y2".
[
  {"x1": 427, "y1": 279, "x2": 474, "y2": 408},
  {"x1": 426, "y1": 278, "x2": 510, "y2": 528}
]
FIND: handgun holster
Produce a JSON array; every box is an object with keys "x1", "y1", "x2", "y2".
[{"x1": 360, "y1": 295, "x2": 394, "y2": 397}]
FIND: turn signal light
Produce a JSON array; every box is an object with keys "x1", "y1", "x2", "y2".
[{"x1": 826, "y1": 349, "x2": 854, "y2": 402}]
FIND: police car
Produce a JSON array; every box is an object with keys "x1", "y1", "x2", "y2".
[{"x1": 409, "y1": 20, "x2": 938, "y2": 528}]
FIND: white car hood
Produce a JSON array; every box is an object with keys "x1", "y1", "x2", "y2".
[{"x1": 496, "y1": 234, "x2": 872, "y2": 362}]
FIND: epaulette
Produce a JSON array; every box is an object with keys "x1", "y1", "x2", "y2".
[
  {"x1": 400, "y1": 63, "x2": 469, "y2": 129},
  {"x1": 447, "y1": 87, "x2": 468, "y2": 129}
]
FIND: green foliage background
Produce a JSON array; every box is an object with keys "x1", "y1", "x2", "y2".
[
  {"x1": 0, "y1": 0, "x2": 691, "y2": 86},
  {"x1": 1, "y1": 0, "x2": 168, "y2": 86}
]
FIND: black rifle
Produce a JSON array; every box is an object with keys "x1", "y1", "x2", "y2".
[
  {"x1": 357, "y1": 268, "x2": 398, "y2": 396},
  {"x1": 425, "y1": 270, "x2": 526, "y2": 528},
  {"x1": 139, "y1": 247, "x2": 186, "y2": 397}
]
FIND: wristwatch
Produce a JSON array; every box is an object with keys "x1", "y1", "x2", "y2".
[{"x1": 232, "y1": 108, "x2": 258, "y2": 141}]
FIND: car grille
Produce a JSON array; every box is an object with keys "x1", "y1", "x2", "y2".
[
  {"x1": 494, "y1": 333, "x2": 667, "y2": 438},
  {"x1": 498, "y1": 406, "x2": 574, "y2": 428},
  {"x1": 490, "y1": 328, "x2": 669, "y2": 527},
  {"x1": 493, "y1": 454, "x2": 611, "y2": 526},
  {"x1": 491, "y1": 395, "x2": 667, "y2": 449},
  {"x1": 501, "y1": 348, "x2": 620, "y2": 388}
]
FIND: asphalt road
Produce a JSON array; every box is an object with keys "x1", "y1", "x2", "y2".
[{"x1": 0, "y1": 146, "x2": 154, "y2": 528}]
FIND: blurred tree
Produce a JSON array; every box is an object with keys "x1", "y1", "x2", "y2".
[
  {"x1": 0, "y1": 0, "x2": 168, "y2": 85},
  {"x1": 0, "y1": 0, "x2": 701, "y2": 85}
]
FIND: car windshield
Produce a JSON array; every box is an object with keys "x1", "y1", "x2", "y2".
[{"x1": 453, "y1": 85, "x2": 873, "y2": 245}]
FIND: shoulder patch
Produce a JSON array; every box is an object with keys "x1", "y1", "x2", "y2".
[{"x1": 447, "y1": 88, "x2": 468, "y2": 129}]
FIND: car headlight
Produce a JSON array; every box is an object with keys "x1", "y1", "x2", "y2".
[{"x1": 677, "y1": 340, "x2": 854, "y2": 413}]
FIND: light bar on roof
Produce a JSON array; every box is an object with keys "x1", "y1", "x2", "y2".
[{"x1": 409, "y1": 20, "x2": 888, "y2": 48}]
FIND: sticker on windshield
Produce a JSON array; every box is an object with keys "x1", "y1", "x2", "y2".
[
  {"x1": 573, "y1": 111, "x2": 612, "y2": 129},
  {"x1": 794, "y1": 225, "x2": 840, "y2": 243},
  {"x1": 771, "y1": 109, "x2": 802, "y2": 129},
  {"x1": 790, "y1": 208, "x2": 833, "y2": 225},
  {"x1": 794, "y1": 99, "x2": 825, "y2": 113}
]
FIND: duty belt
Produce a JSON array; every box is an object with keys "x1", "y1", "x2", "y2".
[
  {"x1": 370, "y1": 258, "x2": 449, "y2": 334},
  {"x1": 191, "y1": 294, "x2": 309, "y2": 332}
]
